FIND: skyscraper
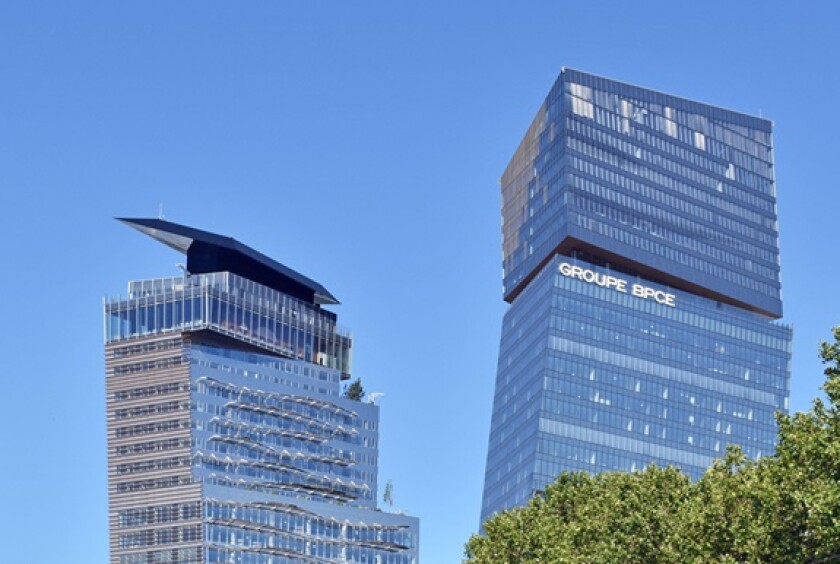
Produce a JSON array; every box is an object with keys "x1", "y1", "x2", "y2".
[
  {"x1": 105, "y1": 218, "x2": 418, "y2": 563},
  {"x1": 480, "y1": 69, "x2": 792, "y2": 524}
]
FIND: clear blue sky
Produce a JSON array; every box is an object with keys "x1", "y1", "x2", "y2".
[{"x1": 1, "y1": 2, "x2": 839, "y2": 562}]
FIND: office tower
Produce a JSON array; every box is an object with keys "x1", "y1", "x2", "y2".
[
  {"x1": 480, "y1": 69, "x2": 792, "y2": 524},
  {"x1": 105, "y1": 219, "x2": 418, "y2": 563}
]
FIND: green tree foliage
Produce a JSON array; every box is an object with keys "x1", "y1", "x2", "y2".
[
  {"x1": 343, "y1": 378, "x2": 365, "y2": 401},
  {"x1": 466, "y1": 327, "x2": 840, "y2": 563}
]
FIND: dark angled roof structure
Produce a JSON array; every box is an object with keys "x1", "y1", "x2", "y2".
[{"x1": 118, "y1": 217, "x2": 339, "y2": 305}]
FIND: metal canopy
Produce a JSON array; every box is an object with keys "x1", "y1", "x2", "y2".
[{"x1": 118, "y1": 217, "x2": 339, "y2": 306}]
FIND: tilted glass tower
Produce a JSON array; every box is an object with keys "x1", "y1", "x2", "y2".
[
  {"x1": 480, "y1": 68, "x2": 792, "y2": 524},
  {"x1": 105, "y1": 218, "x2": 418, "y2": 563}
]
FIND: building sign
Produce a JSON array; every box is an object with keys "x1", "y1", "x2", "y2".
[{"x1": 558, "y1": 262, "x2": 676, "y2": 307}]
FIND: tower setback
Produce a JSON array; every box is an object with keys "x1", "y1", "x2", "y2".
[
  {"x1": 481, "y1": 69, "x2": 792, "y2": 524},
  {"x1": 105, "y1": 218, "x2": 419, "y2": 563}
]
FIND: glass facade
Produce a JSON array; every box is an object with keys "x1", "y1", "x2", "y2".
[
  {"x1": 106, "y1": 272, "x2": 353, "y2": 377},
  {"x1": 105, "y1": 221, "x2": 418, "y2": 563},
  {"x1": 482, "y1": 69, "x2": 792, "y2": 524},
  {"x1": 501, "y1": 69, "x2": 781, "y2": 318},
  {"x1": 191, "y1": 346, "x2": 417, "y2": 563}
]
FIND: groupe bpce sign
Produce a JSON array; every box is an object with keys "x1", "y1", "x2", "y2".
[{"x1": 558, "y1": 262, "x2": 676, "y2": 307}]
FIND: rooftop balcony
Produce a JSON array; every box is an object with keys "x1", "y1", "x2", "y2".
[{"x1": 105, "y1": 272, "x2": 352, "y2": 378}]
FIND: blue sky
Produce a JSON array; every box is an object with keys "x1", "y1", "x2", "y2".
[{"x1": 1, "y1": 2, "x2": 839, "y2": 562}]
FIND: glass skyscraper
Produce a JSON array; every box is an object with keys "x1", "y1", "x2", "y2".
[
  {"x1": 480, "y1": 68, "x2": 792, "y2": 524},
  {"x1": 105, "y1": 218, "x2": 418, "y2": 563}
]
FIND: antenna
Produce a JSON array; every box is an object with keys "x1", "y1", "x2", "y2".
[
  {"x1": 158, "y1": 203, "x2": 165, "y2": 220},
  {"x1": 383, "y1": 480, "x2": 394, "y2": 507}
]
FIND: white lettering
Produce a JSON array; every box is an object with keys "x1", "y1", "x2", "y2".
[{"x1": 559, "y1": 263, "x2": 675, "y2": 307}]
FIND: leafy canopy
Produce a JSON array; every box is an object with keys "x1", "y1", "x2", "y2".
[{"x1": 343, "y1": 378, "x2": 365, "y2": 401}]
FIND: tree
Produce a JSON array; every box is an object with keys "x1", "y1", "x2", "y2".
[
  {"x1": 467, "y1": 466, "x2": 691, "y2": 563},
  {"x1": 466, "y1": 327, "x2": 840, "y2": 563},
  {"x1": 343, "y1": 378, "x2": 365, "y2": 401}
]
